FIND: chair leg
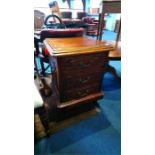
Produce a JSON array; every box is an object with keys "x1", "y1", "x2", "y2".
[
  {"x1": 40, "y1": 60, "x2": 51, "y2": 76},
  {"x1": 40, "y1": 60, "x2": 45, "y2": 76}
]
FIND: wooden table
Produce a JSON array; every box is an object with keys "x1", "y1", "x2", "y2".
[
  {"x1": 96, "y1": 0, "x2": 121, "y2": 79},
  {"x1": 107, "y1": 40, "x2": 121, "y2": 60},
  {"x1": 106, "y1": 41, "x2": 121, "y2": 79},
  {"x1": 44, "y1": 37, "x2": 114, "y2": 110}
]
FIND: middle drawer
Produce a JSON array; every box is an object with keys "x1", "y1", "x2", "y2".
[{"x1": 60, "y1": 72, "x2": 103, "y2": 90}]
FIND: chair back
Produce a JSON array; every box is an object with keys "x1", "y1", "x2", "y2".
[
  {"x1": 77, "y1": 12, "x2": 87, "y2": 19},
  {"x1": 61, "y1": 11, "x2": 72, "y2": 19},
  {"x1": 40, "y1": 28, "x2": 84, "y2": 41}
]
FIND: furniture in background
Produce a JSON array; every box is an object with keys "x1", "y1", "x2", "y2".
[
  {"x1": 48, "y1": 2, "x2": 86, "y2": 28},
  {"x1": 108, "y1": 41, "x2": 121, "y2": 60},
  {"x1": 34, "y1": 10, "x2": 45, "y2": 30},
  {"x1": 60, "y1": 11, "x2": 87, "y2": 28},
  {"x1": 77, "y1": 12, "x2": 87, "y2": 19},
  {"x1": 107, "y1": 41, "x2": 121, "y2": 79},
  {"x1": 34, "y1": 35, "x2": 51, "y2": 77},
  {"x1": 97, "y1": 0, "x2": 121, "y2": 41},
  {"x1": 34, "y1": 84, "x2": 49, "y2": 138},
  {"x1": 61, "y1": 11, "x2": 73, "y2": 25},
  {"x1": 43, "y1": 37, "x2": 113, "y2": 121},
  {"x1": 61, "y1": 11, "x2": 72, "y2": 19},
  {"x1": 97, "y1": 0, "x2": 121, "y2": 79},
  {"x1": 40, "y1": 28, "x2": 84, "y2": 39},
  {"x1": 83, "y1": 17, "x2": 99, "y2": 36},
  {"x1": 114, "y1": 19, "x2": 121, "y2": 33}
]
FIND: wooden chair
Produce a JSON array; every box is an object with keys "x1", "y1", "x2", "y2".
[
  {"x1": 34, "y1": 35, "x2": 51, "y2": 77},
  {"x1": 61, "y1": 11, "x2": 72, "y2": 19},
  {"x1": 77, "y1": 12, "x2": 87, "y2": 19}
]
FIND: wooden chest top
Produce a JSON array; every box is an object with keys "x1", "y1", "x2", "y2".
[{"x1": 44, "y1": 37, "x2": 114, "y2": 57}]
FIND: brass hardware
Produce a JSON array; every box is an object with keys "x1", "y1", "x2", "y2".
[
  {"x1": 80, "y1": 59, "x2": 93, "y2": 67},
  {"x1": 77, "y1": 89, "x2": 90, "y2": 97},
  {"x1": 79, "y1": 76, "x2": 91, "y2": 83}
]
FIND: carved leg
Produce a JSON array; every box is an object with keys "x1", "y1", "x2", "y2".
[{"x1": 106, "y1": 64, "x2": 121, "y2": 80}]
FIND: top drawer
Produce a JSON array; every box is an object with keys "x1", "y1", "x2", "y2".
[{"x1": 59, "y1": 52, "x2": 109, "y2": 74}]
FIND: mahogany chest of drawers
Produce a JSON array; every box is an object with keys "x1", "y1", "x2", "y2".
[{"x1": 44, "y1": 37, "x2": 113, "y2": 108}]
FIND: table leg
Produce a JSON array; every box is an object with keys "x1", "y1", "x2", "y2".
[{"x1": 107, "y1": 64, "x2": 121, "y2": 80}]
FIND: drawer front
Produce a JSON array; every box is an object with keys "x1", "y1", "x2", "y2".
[
  {"x1": 60, "y1": 52, "x2": 109, "y2": 75},
  {"x1": 62, "y1": 72, "x2": 103, "y2": 90},
  {"x1": 60, "y1": 83, "x2": 101, "y2": 102}
]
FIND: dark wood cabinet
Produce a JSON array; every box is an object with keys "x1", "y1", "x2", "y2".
[{"x1": 44, "y1": 37, "x2": 114, "y2": 109}]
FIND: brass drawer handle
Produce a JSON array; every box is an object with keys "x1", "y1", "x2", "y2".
[
  {"x1": 77, "y1": 89, "x2": 89, "y2": 96},
  {"x1": 65, "y1": 58, "x2": 77, "y2": 63},
  {"x1": 79, "y1": 76, "x2": 91, "y2": 83},
  {"x1": 80, "y1": 60, "x2": 93, "y2": 67}
]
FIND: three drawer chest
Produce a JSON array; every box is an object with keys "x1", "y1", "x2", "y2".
[{"x1": 44, "y1": 37, "x2": 114, "y2": 109}]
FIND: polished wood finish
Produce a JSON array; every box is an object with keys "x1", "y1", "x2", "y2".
[
  {"x1": 44, "y1": 37, "x2": 114, "y2": 108},
  {"x1": 44, "y1": 37, "x2": 113, "y2": 57},
  {"x1": 107, "y1": 40, "x2": 121, "y2": 60}
]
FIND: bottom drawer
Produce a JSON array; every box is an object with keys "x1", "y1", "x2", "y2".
[{"x1": 60, "y1": 84, "x2": 101, "y2": 102}]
